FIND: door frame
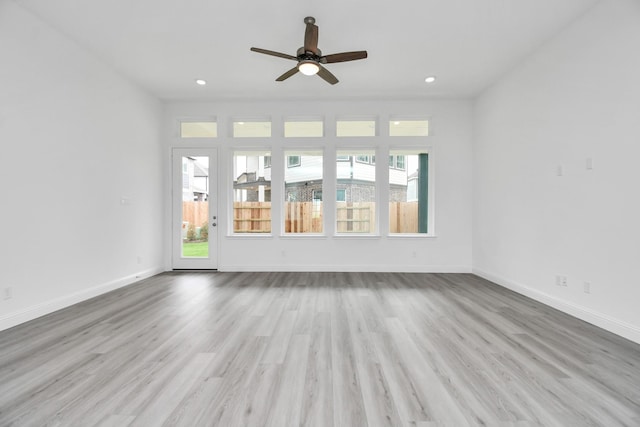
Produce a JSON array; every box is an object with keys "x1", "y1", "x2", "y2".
[{"x1": 172, "y1": 148, "x2": 218, "y2": 269}]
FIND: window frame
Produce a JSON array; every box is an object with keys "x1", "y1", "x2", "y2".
[
  {"x1": 282, "y1": 149, "x2": 325, "y2": 236},
  {"x1": 230, "y1": 149, "x2": 273, "y2": 235},
  {"x1": 335, "y1": 148, "x2": 379, "y2": 235},
  {"x1": 387, "y1": 148, "x2": 434, "y2": 236}
]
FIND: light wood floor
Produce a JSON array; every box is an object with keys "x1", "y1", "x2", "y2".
[{"x1": 1, "y1": 272, "x2": 639, "y2": 426}]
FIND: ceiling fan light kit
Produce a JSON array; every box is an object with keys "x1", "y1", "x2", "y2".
[
  {"x1": 298, "y1": 60, "x2": 320, "y2": 76},
  {"x1": 250, "y1": 16, "x2": 367, "y2": 85}
]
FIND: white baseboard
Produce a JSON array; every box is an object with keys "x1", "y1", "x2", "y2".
[
  {"x1": 219, "y1": 264, "x2": 472, "y2": 273},
  {"x1": 0, "y1": 266, "x2": 164, "y2": 332},
  {"x1": 473, "y1": 268, "x2": 640, "y2": 345}
]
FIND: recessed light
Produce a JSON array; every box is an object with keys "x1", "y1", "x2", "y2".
[
  {"x1": 195, "y1": 79, "x2": 207, "y2": 85},
  {"x1": 425, "y1": 76, "x2": 436, "y2": 83}
]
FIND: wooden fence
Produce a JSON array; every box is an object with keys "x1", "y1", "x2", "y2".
[
  {"x1": 234, "y1": 202, "x2": 272, "y2": 233},
  {"x1": 336, "y1": 202, "x2": 375, "y2": 233},
  {"x1": 284, "y1": 202, "x2": 323, "y2": 233},
  {"x1": 182, "y1": 201, "x2": 209, "y2": 229},
  {"x1": 183, "y1": 201, "x2": 419, "y2": 233},
  {"x1": 389, "y1": 202, "x2": 419, "y2": 233}
]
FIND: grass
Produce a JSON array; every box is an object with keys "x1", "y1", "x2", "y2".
[{"x1": 182, "y1": 241, "x2": 209, "y2": 257}]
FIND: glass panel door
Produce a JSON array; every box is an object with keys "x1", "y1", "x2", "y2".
[{"x1": 172, "y1": 148, "x2": 217, "y2": 269}]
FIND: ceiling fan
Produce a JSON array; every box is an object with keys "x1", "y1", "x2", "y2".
[{"x1": 250, "y1": 16, "x2": 368, "y2": 85}]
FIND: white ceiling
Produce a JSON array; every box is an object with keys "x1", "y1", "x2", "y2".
[{"x1": 16, "y1": 0, "x2": 599, "y2": 101}]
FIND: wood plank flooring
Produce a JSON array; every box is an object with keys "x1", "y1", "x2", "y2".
[{"x1": 1, "y1": 272, "x2": 639, "y2": 426}]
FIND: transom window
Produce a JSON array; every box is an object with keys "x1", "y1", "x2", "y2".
[
  {"x1": 233, "y1": 120, "x2": 271, "y2": 138},
  {"x1": 389, "y1": 119, "x2": 429, "y2": 136},
  {"x1": 180, "y1": 121, "x2": 217, "y2": 138},
  {"x1": 336, "y1": 120, "x2": 376, "y2": 137},
  {"x1": 284, "y1": 120, "x2": 323, "y2": 137}
]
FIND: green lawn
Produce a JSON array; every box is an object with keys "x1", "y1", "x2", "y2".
[{"x1": 182, "y1": 241, "x2": 209, "y2": 257}]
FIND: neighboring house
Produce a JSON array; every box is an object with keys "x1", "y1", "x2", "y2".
[
  {"x1": 283, "y1": 154, "x2": 412, "y2": 202},
  {"x1": 406, "y1": 170, "x2": 419, "y2": 202},
  {"x1": 233, "y1": 155, "x2": 271, "y2": 202},
  {"x1": 183, "y1": 157, "x2": 209, "y2": 201}
]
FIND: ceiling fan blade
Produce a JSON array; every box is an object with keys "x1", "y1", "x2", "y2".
[
  {"x1": 304, "y1": 23, "x2": 319, "y2": 54},
  {"x1": 321, "y1": 51, "x2": 368, "y2": 64},
  {"x1": 276, "y1": 66, "x2": 300, "y2": 82},
  {"x1": 317, "y1": 65, "x2": 339, "y2": 85},
  {"x1": 250, "y1": 47, "x2": 297, "y2": 61}
]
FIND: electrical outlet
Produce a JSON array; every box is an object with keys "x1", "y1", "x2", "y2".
[
  {"x1": 556, "y1": 275, "x2": 568, "y2": 287},
  {"x1": 584, "y1": 282, "x2": 591, "y2": 294},
  {"x1": 561, "y1": 276, "x2": 568, "y2": 287},
  {"x1": 3, "y1": 287, "x2": 12, "y2": 300}
]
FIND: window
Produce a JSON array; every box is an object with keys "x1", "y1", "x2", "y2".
[
  {"x1": 182, "y1": 158, "x2": 190, "y2": 189},
  {"x1": 233, "y1": 151, "x2": 271, "y2": 233},
  {"x1": 388, "y1": 155, "x2": 406, "y2": 170},
  {"x1": 180, "y1": 156, "x2": 210, "y2": 258},
  {"x1": 180, "y1": 121, "x2": 217, "y2": 138},
  {"x1": 336, "y1": 120, "x2": 376, "y2": 137},
  {"x1": 284, "y1": 151, "x2": 323, "y2": 234},
  {"x1": 336, "y1": 150, "x2": 376, "y2": 234},
  {"x1": 264, "y1": 155, "x2": 272, "y2": 168},
  {"x1": 389, "y1": 120, "x2": 429, "y2": 136},
  {"x1": 389, "y1": 150, "x2": 429, "y2": 234},
  {"x1": 233, "y1": 120, "x2": 271, "y2": 138},
  {"x1": 284, "y1": 120, "x2": 323, "y2": 137},
  {"x1": 287, "y1": 155, "x2": 301, "y2": 168}
]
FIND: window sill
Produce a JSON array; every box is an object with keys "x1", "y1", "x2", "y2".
[
  {"x1": 333, "y1": 234, "x2": 381, "y2": 239},
  {"x1": 280, "y1": 233, "x2": 327, "y2": 239},
  {"x1": 387, "y1": 233, "x2": 437, "y2": 238},
  {"x1": 226, "y1": 233, "x2": 274, "y2": 239}
]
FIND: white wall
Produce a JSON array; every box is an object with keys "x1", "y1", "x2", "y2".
[
  {"x1": 0, "y1": 2, "x2": 164, "y2": 331},
  {"x1": 165, "y1": 98, "x2": 473, "y2": 272},
  {"x1": 473, "y1": 0, "x2": 640, "y2": 343}
]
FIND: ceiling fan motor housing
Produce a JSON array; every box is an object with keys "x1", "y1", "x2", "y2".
[{"x1": 297, "y1": 47, "x2": 321, "y2": 62}]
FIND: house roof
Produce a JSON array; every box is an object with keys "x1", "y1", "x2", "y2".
[
  {"x1": 193, "y1": 162, "x2": 208, "y2": 178},
  {"x1": 15, "y1": 0, "x2": 598, "y2": 100}
]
